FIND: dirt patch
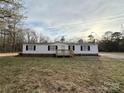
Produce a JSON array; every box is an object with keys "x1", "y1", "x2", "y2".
[{"x1": 100, "y1": 52, "x2": 124, "y2": 60}]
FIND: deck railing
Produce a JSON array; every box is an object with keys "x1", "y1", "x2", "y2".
[{"x1": 56, "y1": 49, "x2": 74, "y2": 57}]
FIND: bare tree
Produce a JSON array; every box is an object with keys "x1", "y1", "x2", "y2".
[
  {"x1": 0, "y1": 0, "x2": 24, "y2": 52},
  {"x1": 24, "y1": 29, "x2": 38, "y2": 43}
]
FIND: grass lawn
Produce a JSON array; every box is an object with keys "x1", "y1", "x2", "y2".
[{"x1": 0, "y1": 56, "x2": 124, "y2": 93}]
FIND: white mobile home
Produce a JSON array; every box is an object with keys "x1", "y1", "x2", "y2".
[{"x1": 22, "y1": 42, "x2": 98, "y2": 56}]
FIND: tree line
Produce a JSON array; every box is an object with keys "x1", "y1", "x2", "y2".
[
  {"x1": 0, "y1": 0, "x2": 24, "y2": 52},
  {"x1": 0, "y1": 0, "x2": 49, "y2": 52},
  {"x1": 98, "y1": 31, "x2": 124, "y2": 52}
]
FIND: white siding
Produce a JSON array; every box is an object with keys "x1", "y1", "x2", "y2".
[
  {"x1": 74, "y1": 44, "x2": 98, "y2": 54},
  {"x1": 22, "y1": 43, "x2": 98, "y2": 54},
  {"x1": 23, "y1": 44, "x2": 55, "y2": 54}
]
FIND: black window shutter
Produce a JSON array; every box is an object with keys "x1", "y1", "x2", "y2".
[
  {"x1": 73, "y1": 46, "x2": 75, "y2": 51},
  {"x1": 88, "y1": 46, "x2": 90, "y2": 51},
  {"x1": 26, "y1": 45, "x2": 28, "y2": 51},
  {"x1": 48, "y1": 46, "x2": 50, "y2": 51},
  {"x1": 34, "y1": 45, "x2": 36, "y2": 51},
  {"x1": 68, "y1": 46, "x2": 70, "y2": 50},
  {"x1": 81, "y1": 46, "x2": 83, "y2": 51},
  {"x1": 56, "y1": 46, "x2": 58, "y2": 50}
]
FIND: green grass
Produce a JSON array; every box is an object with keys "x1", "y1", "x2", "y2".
[{"x1": 0, "y1": 56, "x2": 124, "y2": 93}]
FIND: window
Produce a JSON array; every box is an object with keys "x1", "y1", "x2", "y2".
[
  {"x1": 68, "y1": 45, "x2": 75, "y2": 51},
  {"x1": 26, "y1": 45, "x2": 36, "y2": 51},
  {"x1": 83, "y1": 46, "x2": 87, "y2": 51},
  {"x1": 80, "y1": 45, "x2": 90, "y2": 51},
  {"x1": 48, "y1": 45, "x2": 56, "y2": 51},
  {"x1": 51, "y1": 46, "x2": 55, "y2": 51}
]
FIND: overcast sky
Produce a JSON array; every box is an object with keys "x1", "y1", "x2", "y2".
[{"x1": 23, "y1": 0, "x2": 124, "y2": 40}]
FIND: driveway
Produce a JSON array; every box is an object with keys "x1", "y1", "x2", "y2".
[
  {"x1": 100, "y1": 52, "x2": 124, "y2": 60},
  {"x1": 0, "y1": 53, "x2": 18, "y2": 57}
]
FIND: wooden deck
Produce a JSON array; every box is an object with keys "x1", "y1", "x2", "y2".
[{"x1": 56, "y1": 49, "x2": 74, "y2": 57}]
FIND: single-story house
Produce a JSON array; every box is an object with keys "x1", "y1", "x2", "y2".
[{"x1": 22, "y1": 42, "x2": 98, "y2": 56}]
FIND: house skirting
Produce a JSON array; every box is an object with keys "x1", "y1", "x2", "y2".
[
  {"x1": 75, "y1": 54, "x2": 99, "y2": 56},
  {"x1": 19, "y1": 53, "x2": 55, "y2": 57},
  {"x1": 19, "y1": 53, "x2": 98, "y2": 57}
]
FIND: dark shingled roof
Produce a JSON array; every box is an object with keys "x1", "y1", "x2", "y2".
[{"x1": 23, "y1": 42, "x2": 97, "y2": 45}]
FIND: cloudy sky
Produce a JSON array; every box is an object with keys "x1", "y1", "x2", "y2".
[{"x1": 23, "y1": 0, "x2": 124, "y2": 41}]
